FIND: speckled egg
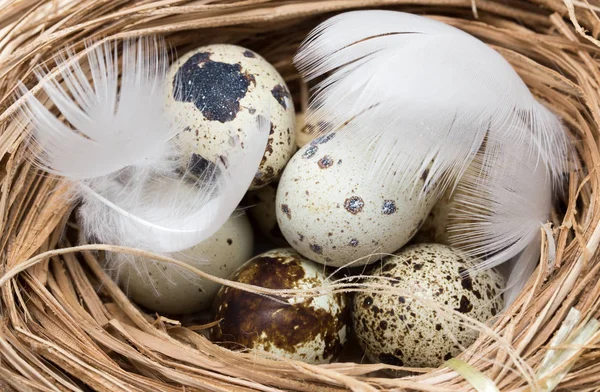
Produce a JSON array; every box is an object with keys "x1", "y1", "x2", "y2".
[
  {"x1": 244, "y1": 182, "x2": 289, "y2": 247},
  {"x1": 411, "y1": 189, "x2": 454, "y2": 245},
  {"x1": 353, "y1": 243, "x2": 505, "y2": 368},
  {"x1": 275, "y1": 135, "x2": 436, "y2": 267},
  {"x1": 414, "y1": 179, "x2": 485, "y2": 246},
  {"x1": 210, "y1": 248, "x2": 349, "y2": 364},
  {"x1": 113, "y1": 212, "x2": 253, "y2": 315},
  {"x1": 294, "y1": 112, "x2": 334, "y2": 148},
  {"x1": 165, "y1": 44, "x2": 296, "y2": 189}
]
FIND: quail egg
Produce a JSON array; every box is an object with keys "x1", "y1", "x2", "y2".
[
  {"x1": 411, "y1": 189, "x2": 454, "y2": 245},
  {"x1": 414, "y1": 167, "x2": 489, "y2": 247},
  {"x1": 353, "y1": 243, "x2": 505, "y2": 368},
  {"x1": 210, "y1": 248, "x2": 349, "y2": 364},
  {"x1": 166, "y1": 44, "x2": 296, "y2": 189},
  {"x1": 294, "y1": 112, "x2": 334, "y2": 148},
  {"x1": 244, "y1": 182, "x2": 288, "y2": 246},
  {"x1": 112, "y1": 211, "x2": 253, "y2": 315},
  {"x1": 276, "y1": 134, "x2": 436, "y2": 267}
]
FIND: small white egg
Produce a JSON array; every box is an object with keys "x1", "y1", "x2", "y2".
[
  {"x1": 165, "y1": 44, "x2": 296, "y2": 189},
  {"x1": 244, "y1": 182, "x2": 289, "y2": 246},
  {"x1": 113, "y1": 212, "x2": 253, "y2": 315},
  {"x1": 352, "y1": 244, "x2": 505, "y2": 368},
  {"x1": 210, "y1": 248, "x2": 349, "y2": 364},
  {"x1": 276, "y1": 135, "x2": 436, "y2": 267}
]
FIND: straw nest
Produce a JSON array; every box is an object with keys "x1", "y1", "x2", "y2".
[{"x1": 1, "y1": 0, "x2": 600, "y2": 391}]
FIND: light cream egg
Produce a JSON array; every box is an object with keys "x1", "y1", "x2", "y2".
[
  {"x1": 276, "y1": 134, "x2": 436, "y2": 267},
  {"x1": 165, "y1": 44, "x2": 296, "y2": 189},
  {"x1": 352, "y1": 243, "x2": 505, "y2": 368},
  {"x1": 112, "y1": 212, "x2": 253, "y2": 315}
]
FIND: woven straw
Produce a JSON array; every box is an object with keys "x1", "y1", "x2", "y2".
[{"x1": 1, "y1": 0, "x2": 600, "y2": 391}]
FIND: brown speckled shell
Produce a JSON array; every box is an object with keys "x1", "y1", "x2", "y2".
[
  {"x1": 352, "y1": 243, "x2": 505, "y2": 368},
  {"x1": 211, "y1": 248, "x2": 349, "y2": 364}
]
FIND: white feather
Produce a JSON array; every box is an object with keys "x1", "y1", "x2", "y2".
[
  {"x1": 294, "y1": 10, "x2": 569, "y2": 192},
  {"x1": 447, "y1": 135, "x2": 552, "y2": 278},
  {"x1": 500, "y1": 239, "x2": 542, "y2": 306},
  {"x1": 20, "y1": 38, "x2": 269, "y2": 253},
  {"x1": 294, "y1": 10, "x2": 569, "y2": 277},
  {"x1": 21, "y1": 39, "x2": 177, "y2": 180},
  {"x1": 448, "y1": 133, "x2": 560, "y2": 303}
]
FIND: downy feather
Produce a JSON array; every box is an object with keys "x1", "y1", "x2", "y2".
[
  {"x1": 294, "y1": 10, "x2": 569, "y2": 273},
  {"x1": 447, "y1": 137, "x2": 552, "y2": 272},
  {"x1": 19, "y1": 38, "x2": 269, "y2": 253},
  {"x1": 446, "y1": 135, "x2": 552, "y2": 302}
]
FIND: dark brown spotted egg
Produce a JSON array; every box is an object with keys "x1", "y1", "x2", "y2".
[
  {"x1": 353, "y1": 244, "x2": 505, "y2": 368},
  {"x1": 244, "y1": 182, "x2": 289, "y2": 247},
  {"x1": 165, "y1": 44, "x2": 296, "y2": 189},
  {"x1": 210, "y1": 248, "x2": 349, "y2": 364},
  {"x1": 276, "y1": 135, "x2": 436, "y2": 267}
]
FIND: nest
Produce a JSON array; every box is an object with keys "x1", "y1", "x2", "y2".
[{"x1": 1, "y1": 0, "x2": 600, "y2": 390}]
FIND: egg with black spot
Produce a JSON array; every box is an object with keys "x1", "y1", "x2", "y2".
[
  {"x1": 352, "y1": 243, "x2": 505, "y2": 368},
  {"x1": 165, "y1": 44, "x2": 296, "y2": 189},
  {"x1": 244, "y1": 182, "x2": 289, "y2": 246},
  {"x1": 210, "y1": 248, "x2": 349, "y2": 364},
  {"x1": 276, "y1": 134, "x2": 436, "y2": 267},
  {"x1": 112, "y1": 212, "x2": 253, "y2": 315}
]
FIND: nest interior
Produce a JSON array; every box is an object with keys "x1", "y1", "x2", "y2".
[{"x1": 1, "y1": 0, "x2": 600, "y2": 391}]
